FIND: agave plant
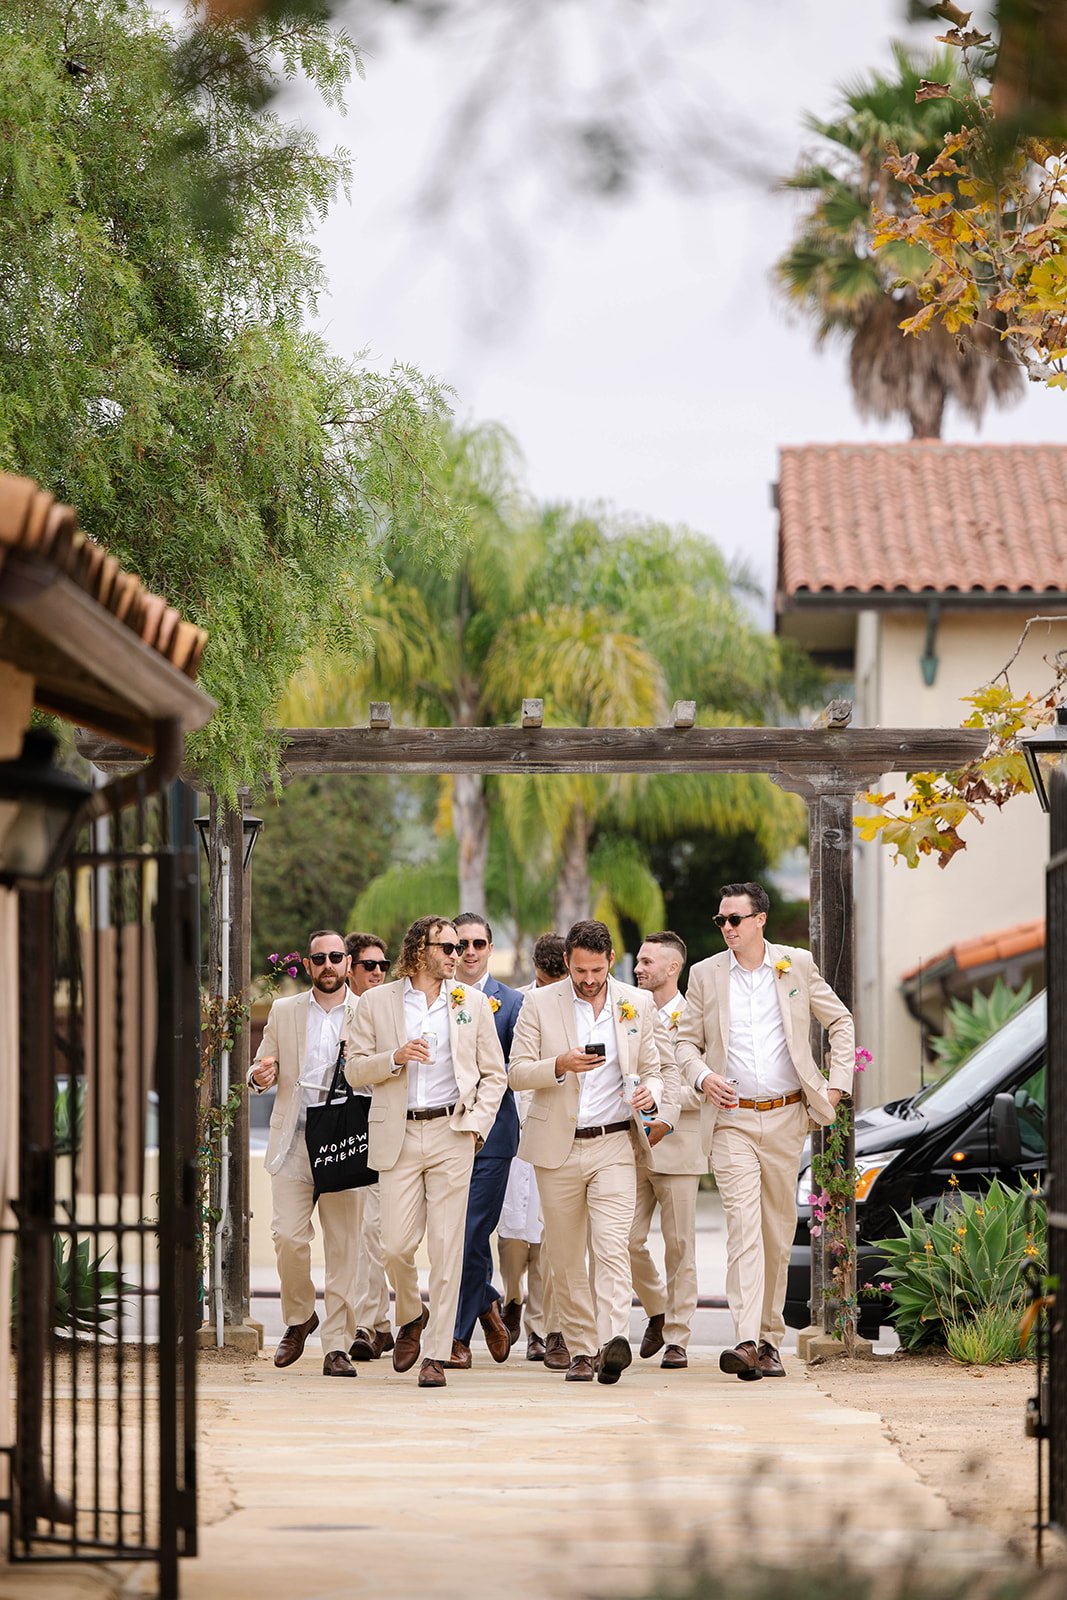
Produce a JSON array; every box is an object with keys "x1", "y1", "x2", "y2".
[{"x1": 930, "y1": 977, "x2": 1034, "y2": 1073}]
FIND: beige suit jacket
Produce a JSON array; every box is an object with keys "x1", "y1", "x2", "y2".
[
  {"x1": 508, "y1": 976, "x2": 680, "y2": 1171},
  {"x1": 645, "y1": 994, "x2": 710, "y2": 1177},
  {"x1": 249, "y1": 989, "x2": 357, "y2": 1176},
  {"x1": 344, "y1": 980, "x2": 506, "y2": 1171},
  {"x1": 675, "y1": 942, "x2": 854, "y2": 1141}
]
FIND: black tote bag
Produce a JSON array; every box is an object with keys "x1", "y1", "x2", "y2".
[{"x1": 304, "y1": 1045, "x2": 378, "y2": 1200}]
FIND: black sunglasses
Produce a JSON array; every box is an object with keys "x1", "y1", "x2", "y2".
[
  {"x1": 713, "y1": 912, "x2": 759, "y2": 929},
  {"x1": 309, "y1": 950, "x2": 346, "y2": 966},
  {"x1": 428, "y1": 941, "x2": 460, "y2": 956},
  {"x1": 356, "y1": 958, "x2": 389, "y2": 972},
  {"x1": 456, "y1": 938, "x2": 488, "y2": 953}
]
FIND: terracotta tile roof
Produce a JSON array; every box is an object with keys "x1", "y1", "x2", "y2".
[
  {"x1": 900, "y1": 918, "x2": 1045, "y2": 983},
  {"x1": 778, "y1": 443, "x2": 1067, "y2": 599},
  {"x1": 0, "y1": 473, "x2": 206, "y2": 678}
]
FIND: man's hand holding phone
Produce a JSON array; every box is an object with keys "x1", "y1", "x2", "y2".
[{"x1": 555, "y1": 1042, "x2": 606, "y2": 1076}]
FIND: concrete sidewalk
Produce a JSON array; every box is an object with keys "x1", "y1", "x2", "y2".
[{"x1": 182, "y1": 1341, "x2": 1009, "y2": 1600}]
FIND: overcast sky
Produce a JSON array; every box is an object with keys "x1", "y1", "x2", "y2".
[{"x1": 288, "y1": 0, "x2": 1062, "y2": 617}]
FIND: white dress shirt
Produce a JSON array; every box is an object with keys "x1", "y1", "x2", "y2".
[
  {"x1": 571, "y1": 985, "x2": 629, "y2": 1128},
  {"x1": 722, "y1": 949, "x2": 801, "y2": 1099},
  {"x1": 400, "y1": 979, "x2": 461, "y2": 1110},
  {"x1": 296, "y1": 994, "x2": 348, "y2": 1133},
  {"x1": 657, "y1": 992, "x2": 687, "y2": 1035}
]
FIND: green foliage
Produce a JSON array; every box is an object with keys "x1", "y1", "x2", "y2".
[
  {"x1": 250, "y1": 773, "x2": 407, "y2": 972},
  {"x1": 11, "y1": 1239, "x2": 134, "y2": 1337},
  {"x1": 778, "y1": 41, "x2": 1022, "y2": 435},
  {"x1": 54, "y1": 1078, "x2": 86, "y2": 1159},
  {"x1": 876, "y1": 1177, "x2": 1045, "y2": 1352},
  {"x1": 944, "y1": 1300, "x2": 1026, "y2": 1366},
  {"x1": 930, "y1": 977, "x2": 1034, "y2": 1073},
  {"x1": 0, "y1": 0, "x2": 459, "y2": 800}
]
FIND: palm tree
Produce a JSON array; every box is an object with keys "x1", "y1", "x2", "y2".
[
  {"x1": 278, "y1": 420, "x2": 536, "y2": 909},
  {"x1": 778, "y1": 43, "x2": 1023, "y2": 437}
]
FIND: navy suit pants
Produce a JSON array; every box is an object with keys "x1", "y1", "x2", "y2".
[{"x1": 453, "y1": 1154, "x2": 513, "y2": 1345}]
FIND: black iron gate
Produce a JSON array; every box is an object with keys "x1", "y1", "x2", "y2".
[
  {"x1": 1047, "y1": 765, "x2": 1067, "y2": 1536},
  {"x1": 3, "y1": 785, "x2": 200, "y2": 1598}
]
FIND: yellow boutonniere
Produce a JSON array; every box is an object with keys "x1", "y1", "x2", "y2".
[
  {"x1": 668, "y1": 1009, "x2": 681, "y2": 1031},
  {"x1": 619, "y1": 1000, "x2": 636, "y2": 1022},
  {"x1": 489, "y1": 995, "x2": 500, "y2": 1013},
  {"x1": 449, "y1": 986, "x2": 466, "y2": 1009},
  {"x1": 775, "y1": 958, "x2": 792, "y2": 980}
]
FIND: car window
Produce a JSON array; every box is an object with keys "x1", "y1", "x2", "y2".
[
  {"x1": 912, "y1": 991, "x2": 1046, "y2": 1118},
  {"x1": 1015, "y1": 1063, "x2": 1045, "y2": 1160}
]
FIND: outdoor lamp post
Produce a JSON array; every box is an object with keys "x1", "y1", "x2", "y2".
[
  {"x1": 194, "y1": 811, "x2": 263, "y2": 870},
  {"x1": 1019, "y1": 706, "x2": 1067, "y2": 814},
  {"x1": 0, "y1": 729, "x2": 92, "y2": 887}
]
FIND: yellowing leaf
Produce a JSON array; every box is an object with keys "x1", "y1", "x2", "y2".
[
  {"x1": 899, "y1": 303, "x2": 939, "y2": 336},
  {"x1": 915, "y1": 191, "x2": 955, "y2": 214}
]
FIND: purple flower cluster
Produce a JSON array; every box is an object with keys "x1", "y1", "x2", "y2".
[{"x1": 268, "y1": 950, "x2": 301, "y2": 978}]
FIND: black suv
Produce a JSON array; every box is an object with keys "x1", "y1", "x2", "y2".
[{"x1": 785, "y1": 990, "x2": 1047, "y2": 1337}]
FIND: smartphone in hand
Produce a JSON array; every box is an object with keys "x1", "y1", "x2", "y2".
[{"x1": 583, "y1": 1042, "x2": 606, "y2": 1056}]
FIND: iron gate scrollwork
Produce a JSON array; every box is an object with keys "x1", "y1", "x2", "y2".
[{"x1": 3, "y1": 785, "x2": 200, "y2": 1599}]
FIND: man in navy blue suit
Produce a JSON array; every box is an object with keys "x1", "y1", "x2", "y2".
[{"x1": 445, "y1": 913, "x2": 525, "y2": 1368}]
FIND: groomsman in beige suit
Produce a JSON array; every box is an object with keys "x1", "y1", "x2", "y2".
[
  {"x1": 631, "y1": 931, "x2": 709, "y2": 1370},
  {"x1": 249, "y1": 930, "x2": 361, "y2": 1377},
  {"x1": 346, "y1": 916, "x2": 506, "y2": 1388},
  {"x1": 676, "y1": 883, "x2": 854, "y2": 1381},
  {"x1": 343, "y1": 931, "x2": 394, "y2": 1363},
  {"x1": 509, "y1": 919, "x2": 680, "y2": 1385}
]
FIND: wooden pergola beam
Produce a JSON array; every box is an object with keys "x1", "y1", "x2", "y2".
[{"x1": 269, "y1": 724, "x2": 987, "y2": 783}]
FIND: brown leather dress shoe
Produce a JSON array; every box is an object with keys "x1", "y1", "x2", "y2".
[
  {"x1": 479, "y1": 1300, "x2": 512, "y2": 1363},
  {"x1": 661, "y1": 1344, "x2": 688, "y2": 1369},
  {"x1": 273, "y1": 1311, "x2": 319, "y2": 1369},
  {"x1": 417, "y1": 1359, "x2": 446, "y2": 1388},
  {"x1": 596, "y1": 1335, "x2": 632, "y2": 1385},
  {"x1": 719, "y1": 1340, "x2": 762, "y2": 1381},
  {"x1": 565, "y1": 1354, "x2": 595, "y2": 1381},
  {"x1": 526, "y1": 1333, "x2": 547, "y2": 1362},
  {"x1": 501, "y1": 1300, "x2": 523, "y2": 1345},
  {"x1": 639, "y1": 1313, "x2": 665, "y2": 1359},
  {"x1": 443, "y1": 1339, "x2": 472, "y2": 1370},
  {"x1": 322, "y1": 1350, "x2": 358, "y2": 1377},
  {"x1": 543, "y1": 1331, "x2": 571, "y2": 1371},
  {"x1": 349, "y1": 1327, "x2": 395, "y2": 1361},
  {"x1": 392, "y1": 1306, "x2": 429, "y2": 1373},
  {"x1": 757, "y1": 1342, "x2": 786, "y2": 1377}
]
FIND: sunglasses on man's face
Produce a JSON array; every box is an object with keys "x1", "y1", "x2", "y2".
[
  {"x1": 456, "y1": 938, "x2": 488, "y2": 953},
  {"x1": 713, "y1": 912, "x2": 759, "y2": 929},
  {"x1": 355, "y1": 959, "x2": 389, "y2": 972},
  {"x1": 428, "y1": 941, "x2": 460, "y2": 956},
  {"x1": 308, "y1": 950, "x2": 346, "y2": 966}
]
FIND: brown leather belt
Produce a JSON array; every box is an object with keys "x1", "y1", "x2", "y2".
[
  {"x1": 574, "y1": 1118, "x2": 632, "y2": 1139},
  {"x1": 407, "y1": 1104, "x2": 456, "y2": 1121},
  {"x1": 735, "y1": 1091, "x2": 803, "y2": 1112}
]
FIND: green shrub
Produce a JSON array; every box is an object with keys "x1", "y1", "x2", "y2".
[
  {"x1": 944, "y1": 1301, "x2": 1025, "y2": 1366},
  {"x1": 11, "y1": 1237, "x2": 135, "y2": 1338},
  {"x1": 875, "y1": 1176, "x2": 1044, "y2": 1352},
  {"x1": 929, "y1": 977, "x2": 1033, "y2": 1073}
]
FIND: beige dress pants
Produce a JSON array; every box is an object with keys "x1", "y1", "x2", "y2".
[
  {"x1": 628, "y1": 1168, "x2": 700, "y2": 1348},
  {"x1": 710, "y1": 1100, "x2": 809, "y2": 1348},
  {"x1": 378, "y1": 1117, "x2": 477, "y2": 1363},
  {"x1": 535, "y1": 1129, "x2": 636, "y2": 1358},
  {"x1": 498, "y1": 1236, "x2": 558, "y2": 1337},
  {"x1": 352, "y1": 1183, "x2": 391, "y2": 1333},
  {"x1": 270, "y1": 1140, "x2": 360, "y2": 1357}
]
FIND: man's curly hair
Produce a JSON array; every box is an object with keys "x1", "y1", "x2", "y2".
[{"x1": 394, "y1": 915, "x2": 457, "y2": 980}]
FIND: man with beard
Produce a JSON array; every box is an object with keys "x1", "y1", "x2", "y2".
[
  {"x1": 346, "y1": 916, "x2": 507, "y2": 1388},
  {"x1": 509, "y1": 920, "x2": 680, "y2": 1385},
  {"x1": 446, "y1": 913, "x2": 524, "y2": 1369},
  {"x1": 249, "y1": 929, "x2": 361, "y2": 1377}
]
